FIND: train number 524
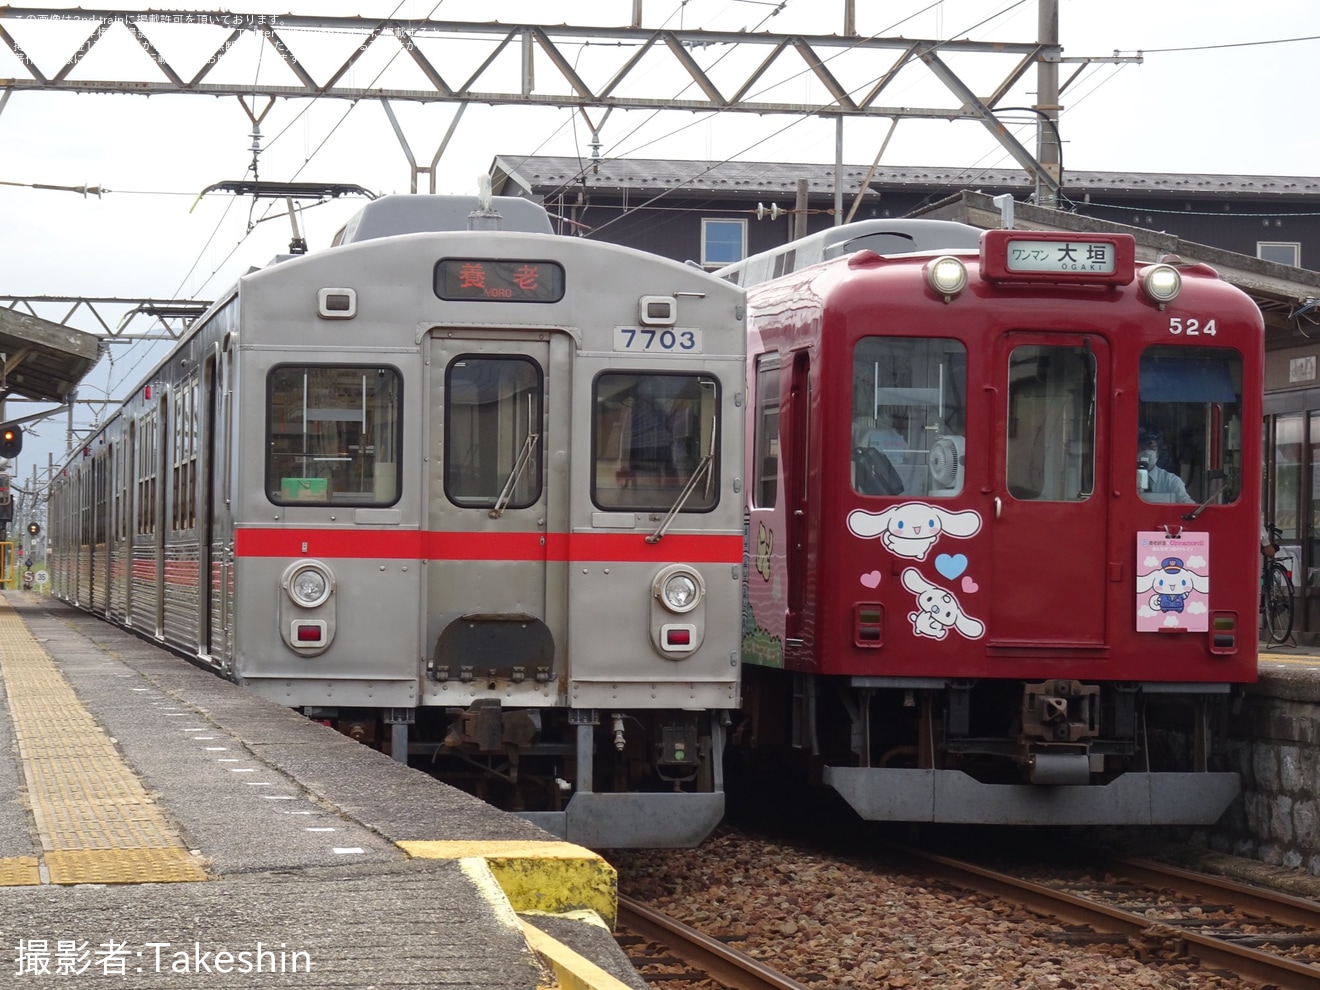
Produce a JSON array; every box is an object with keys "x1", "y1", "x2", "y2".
[{"x1": 1168, "y1": 317, "x2": 1216, "y2": 336}]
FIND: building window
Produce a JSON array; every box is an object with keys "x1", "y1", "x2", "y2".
[
  {"x1": 1258, "y1": 242, "x2": 1300, "y2": 267},
  {"x1": 701, "y1": 218, "x2": 747, "y2": 268}
]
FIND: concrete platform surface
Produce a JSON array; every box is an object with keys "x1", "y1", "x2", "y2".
[{"x1": 0, "y1": 593, "x2": 647, "y2": 990}]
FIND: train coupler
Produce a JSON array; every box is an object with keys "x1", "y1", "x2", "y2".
[
  {"x1": 1021, "y1": 679, "x2": 1100, "y2": 743},
  {"x1": 443, "y1": 700, "x2": 541, "y2": 754}
]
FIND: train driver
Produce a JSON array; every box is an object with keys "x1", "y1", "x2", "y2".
[{"x1": 1137, "y1": 428, "x2": 1192, "y2": 502}]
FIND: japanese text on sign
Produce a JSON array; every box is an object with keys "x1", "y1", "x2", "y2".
[
  {"x1": 434, "y1": 258, "x2": 565, "y2": 302},
  {"x1": 1005, "y1": 239, "x2": 1116, "y2": 274}
]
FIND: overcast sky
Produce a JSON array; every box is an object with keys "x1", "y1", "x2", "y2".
[{"x1": 1, "y1": 0, "x2": 1317, "y2": 481}]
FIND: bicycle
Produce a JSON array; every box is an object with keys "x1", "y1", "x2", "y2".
[{"x1": 1260, "y1": 523, "x2": 1295, "y2": 645}]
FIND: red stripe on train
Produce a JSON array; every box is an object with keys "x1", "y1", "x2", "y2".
[{"x1": 234, "y1": 528, "x2": 742, "y2": 563}]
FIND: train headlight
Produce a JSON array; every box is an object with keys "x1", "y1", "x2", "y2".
[
  {"x1": 654, "y1": 565, "x2": 704, "y2": 614},
  {"x1": 284, "y1": 561, "x2": 333, "y2": 608},
  {"x1": 926, "y1": 256, "x2": 968, "y2": 301},
  {"x1": 1141, "y1": 264, "x2": 1182, "y2": 305}
]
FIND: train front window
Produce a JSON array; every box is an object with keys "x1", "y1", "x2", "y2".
[
  {"x1": 445, "y1": 356, "x2": 543, "y2": 509},
  {"x1": 267, "y1": 366, "x2": 402, "y2": 506},
  {"x1": 851, "y1": 338, "x2": 967, "y2": 497},
  {"x1": 1137, "y1": 345, "x2": 1243, "y2": 505},
  {"x1": 592, "y1": 372, "x2": 720, "y2": 512},
  {"x1": 1005, "y1": 344, "x2": 1096, "y2": 502}
]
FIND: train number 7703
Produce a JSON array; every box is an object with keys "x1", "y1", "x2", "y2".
[{"x1": 613, "y1": 326, "x2": 703, "y2": 352}]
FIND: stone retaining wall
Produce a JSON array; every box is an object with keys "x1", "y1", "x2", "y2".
[{"x1": 1185, "y1": 667, "x2": 1320, "y2": 876}]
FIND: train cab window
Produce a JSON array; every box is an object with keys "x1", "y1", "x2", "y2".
[
  {"x1": 852, "y1": 338, "x2": 967, "y2": 497},
  {"x1": 1137, "y1": 345, "x2": 1243, "y2": 505},
  {"x1": 267, "y1": 366, "x2": 402, "y2": 506},
  {"x1": 1005, "y1": 344, "x2": 1096, "y2": 502},
  {"x1": 592, "y1": 372, "x2": 720, "y2": 512},
  {"x1": 445, "y1": 357, "x2": 542, "y2": 509}
]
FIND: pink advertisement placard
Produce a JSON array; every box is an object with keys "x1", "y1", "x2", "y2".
[{"x1": 1135, "y1": 531, "x2": 1210, "y2": 632}]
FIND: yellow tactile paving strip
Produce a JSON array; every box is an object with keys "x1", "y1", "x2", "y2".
[{"x1": 0, "y1": 599, "x2": 208, "y2": 885}]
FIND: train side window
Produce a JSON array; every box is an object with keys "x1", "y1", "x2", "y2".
[
  {"x1": 592, "y1": 372, "x2": 720, "y2": 512},
  {"x1": 267, "y1": 366, "x2": 402, "y2": 507},
  {"x1": 1005, "y1": 344, "x2": 1096, "y2": 502},
  {"x1": 852, "y1": 337, "x2": 967, "y2": 497},
  {"x1": 754, "y1": 356, "x2": 780, "y2": 508},
  {"x1": 1137, "y1": 345, "x2": 1243, "y2": 505},
  {"x1": 445, "y1": 356, "x2": 542, "y2": 509}
]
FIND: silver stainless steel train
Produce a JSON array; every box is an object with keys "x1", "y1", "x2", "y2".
[{"x1": 47, "y1": 194, "x2": 747, "y2": 848}]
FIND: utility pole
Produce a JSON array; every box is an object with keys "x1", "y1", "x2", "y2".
[{"x1": 1036, "y1": 0, "x2": 1062, "y2": 208}]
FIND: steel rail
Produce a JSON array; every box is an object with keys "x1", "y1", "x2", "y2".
[
  {"x1": 905, "y1": 848, "x2": 1320, "y2": 990},
  {"x1": 617, "y1": 895, "x2": 812, "y2": 990},
  {"x1": 1110, "y1": 856, "x2": 1320, "y2": 931}
]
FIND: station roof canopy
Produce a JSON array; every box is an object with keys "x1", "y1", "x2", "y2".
[{"x1": 0, "y1": 308, "x2": 102, "y2": 403}]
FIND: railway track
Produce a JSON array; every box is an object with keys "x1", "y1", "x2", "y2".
[
  {"x1": 616, "y1": 895, "x2": 812, "y2": 990},
  {"x1": 903, "y1": 846, "x2": 1320, "y2": 990}
]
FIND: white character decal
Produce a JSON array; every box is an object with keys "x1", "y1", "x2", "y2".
[
  {"x1": 1135, "y1": 555, "x2": 1210, "y2": 615},
  {"x1": 901, "y1": 568, "x2": 985, "y2": 641},
  {"x1": 848, "y1": 502, "x2": 982, "y2": 561}
]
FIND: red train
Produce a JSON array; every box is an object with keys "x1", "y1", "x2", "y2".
[{"x1": 721, "y1": 219, "x2": 1263, "y2": 825}]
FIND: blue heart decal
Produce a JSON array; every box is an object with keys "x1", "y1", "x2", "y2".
[{"x1": 935, "y1": 553, "x2": 968, "y2": 580}]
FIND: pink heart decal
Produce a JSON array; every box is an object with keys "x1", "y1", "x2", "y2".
[
  {"x1": 860, "y1": 571, "x2": 882, "y2": 589},
  {"x1": 961, "y1": 576, "x2": 979, "y2": 593}
]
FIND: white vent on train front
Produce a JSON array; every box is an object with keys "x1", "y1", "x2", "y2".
[
  {"x1": 639, "y1": 295, "x2": 677, "y2": 326},
  {"x1": 318, "y1": 287, "x2": 357, "y2": 320}
]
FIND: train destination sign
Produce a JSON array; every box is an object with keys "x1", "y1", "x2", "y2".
[
  {"x1": 1005, "y1": 238, "x2": 1116, "y2": 274},
  {"x1": 979, "y1": 229, "x2": 1135, "y2": 285},
  {"x1": 435, "y1": 258, "x2": 566, "y2": 302}
]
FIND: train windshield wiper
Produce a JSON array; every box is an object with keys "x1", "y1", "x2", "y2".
[
  {"x1": 646, "y1": 419, "x2": 716, "y2": 544},
  {"x1": 489, "y1": 399, "x2": 540, "y2": 519},
  {"x1": 1181, "y1": 473, "x2": 1228, "y2": 521}
]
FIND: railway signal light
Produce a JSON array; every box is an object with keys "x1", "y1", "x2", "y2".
[
  {"x1": 27, "y1": 521, "x2": 40, "y2": 537},
  {"x1": 0, "y1": 424, "x2": 21, "y2": 458}
]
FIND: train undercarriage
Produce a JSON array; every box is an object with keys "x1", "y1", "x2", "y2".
[
  {"x1": 734, "y1": 667, "x2": 1240, "y2": 826},
  {"x1": 306, "y1": 703, "x2": 727, "y2": 848}
]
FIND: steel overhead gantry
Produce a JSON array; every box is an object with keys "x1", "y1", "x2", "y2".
[
  {"x1": 0, "y1": 297, "x2": 210, "y2": 456},
  {"x1": 0, "y1": 296, "x2": 210, "y2": 343},
  {"x1": 0, "y1": 5, "x2": 1137, "y2": 200}
]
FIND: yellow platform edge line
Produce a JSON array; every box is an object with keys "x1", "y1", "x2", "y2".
[
  {"x1": 0, "y1": 599, "x2": 210, "y2": 886},
  {"x1": 45, "y1": 848, "x2": 209, "y2": 885},
  {"x1": 0, "y1": 856, "x2": 41, "y2": 886},
  {"x1": 520, "y1": 921, "x2": 637, "y2": 990},
  {"x1": 399, "y1": 840, "x2": 617, "y2": 929}
]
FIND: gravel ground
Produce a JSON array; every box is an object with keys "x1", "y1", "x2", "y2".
[{"x1": 613, "y1": 827, "x2": 1265, "y2": 990}]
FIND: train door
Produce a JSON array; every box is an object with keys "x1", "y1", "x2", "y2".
[
  {"x1": 198, "y1": 348, "x2": 219, "y2": 668},
  {"x1": 987, "y1": 333, "x2": 1110, "y2": 646},
  {"x1": 785, "y1": 351, "x2": 811, "y2": 644},
  {"x1": 124, "y1": 419, "x2": 136, "y2": 624},
  {"x1": 207, "y1": 340, "x2": 234, "y2": 669},
  {"x1": 153, "y1": 389, "x2": 170, "y2": 639},
  {"x1": 426, "y1": 335, "x2": 564, "y2": 682}
]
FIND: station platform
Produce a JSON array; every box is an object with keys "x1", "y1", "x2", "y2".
[
  {"x1": 0, "y1": 592, "x2": 646, "y2": 989},
  {"x1": 1257, "y1": 639, "x2": 1320, "y2": 699}
]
